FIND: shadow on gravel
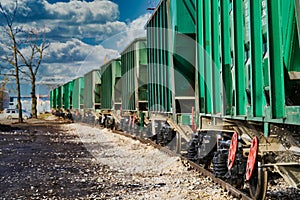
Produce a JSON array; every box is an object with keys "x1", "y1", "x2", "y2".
[
  {"x1": 0, "y1": 120, "x2": 106, "y2": 199},
  {"x1": 0, "y1": 124, "x2": 20, "y2": 132}
]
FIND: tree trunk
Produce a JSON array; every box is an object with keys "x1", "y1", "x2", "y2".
[
  {"x1": 13, "y1": 37, "x2": 23, "y2": 123},
  {"x1": 15, "y1": 64, "x2": 23, "y2": 123},
  {"x1": 31, "y1": 78, "x2": 37, "y2": 118}
]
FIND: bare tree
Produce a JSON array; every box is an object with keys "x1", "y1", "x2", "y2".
[
  {"x1": 0, "y1": 0, "x2": 23, "y2": 122},
  {"x1": 18, "y1": 30, "x2": 49, "y2": 118},
  {"x1": 0, "y1": 0, "x2": 49, "y2": 120}
]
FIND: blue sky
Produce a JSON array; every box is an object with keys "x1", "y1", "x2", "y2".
[{"x1": 0, "y1": 0, "x2": 159, "y2": 95}]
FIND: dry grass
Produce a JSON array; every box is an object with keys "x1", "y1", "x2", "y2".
[{"x1": 38, "y1": 113, "x2": 52, "y2": 119}]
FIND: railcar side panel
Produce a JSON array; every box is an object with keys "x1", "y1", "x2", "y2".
[
  {"x1": 147, "y1": 0, "x2": 172, "y2": 113},
  {"x1": 62, "y1": 81, "x2": 73, "y2": 110},
  {"x1": 84, "y1": 70, "x2": 101, "y2": 110},
  {"x1": 49, "y1": 89, "x2": 54, "y2": 110},
  {"x1": 196, "y1": 0, "x2": 300, "y2": 126},
  {"x1": 146, "y1": 0, "x2": 196, "y2": 121},
  {"x1": 72, "y1": 77, "x2": 84, "y2": 110},
  {"x1": 101, "y1": 59, "x2": 122, "y2": 111},
  {"x1": 121, "y1": 38, "x2": 148, "y2": 112},
  {"x1": 56, "y1": 86, "x2": 63, "y2": 109}
]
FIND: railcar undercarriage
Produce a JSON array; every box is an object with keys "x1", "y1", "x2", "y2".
[{"x1": 185, "y1": 117, "x2": 300, "y2": 199}]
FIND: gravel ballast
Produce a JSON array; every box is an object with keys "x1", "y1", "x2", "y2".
[
  {"x1": 1, "y1": 121, "x2": 299, "y2": 199},
  {"x1": 72, "y1": 124, "x2": 233, "y2": 200},
  {"x1": 0, "y1": 122, "x2": 232, "y2": 199}
]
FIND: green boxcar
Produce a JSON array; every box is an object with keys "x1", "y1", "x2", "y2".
[
  {"x1": 72, "y1": 77, "x2": 84, "y2": 110},
  {"x1": 62, "y1": 81, "x2": 73, "y2": 110},
  {"x1": 84, "y1": 69, "x2": 101, "y2": 110},
  {"x1": 52, "y1": 88, "x2": 58, "y2": 109},
  {"x1": 50, "y1": 89, "x2": 54, "y2": 110},
  {"x1": 121, "y1": 37, "x2": 148, "y2": 112},
  {"x1": 56, "y1": 86, "x2": 63, "y2": 109},
  {"x1": 100, "y1": 58, "x2": 122, "y2": 111},
  {"x1": 196, "y1": 0, "x2": 300, "y2": 127},
  {"x1": 146, "y1": 0, "x2": 196, "y2": 124}
]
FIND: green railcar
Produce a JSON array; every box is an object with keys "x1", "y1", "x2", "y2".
[
  {"x1": 193, "y1": 0, "x2": 300, "y2": 198},
  {"x1": 62, "y1": 81, "x2": 73, "y2": 110},
  {"x1": 55, "y1": 86, "x2": 63, "y2": 109},
  {"x1": 50, "y1": 89, "x2": 54, "y2": 110},
  {"x1": 100, "y1": 58, "x2": 122, "y2": 111},
  {"x1": 146, "y1": 0, "x2": 196, "y2": 125},
  {"x1": 84, "y1": 69, "x2": 101, "y2": 111},
  {"x1": 120, "y1": 38, "x2": 148, "y2": 132},
  {"x1": 196, "y1": 0, "x2": 300, "y2": 127},
  {"x1": 72, "y1": 77, "x2": 84, "y2": 110},
  {"x1": 121, "y1": 37, "x2": 148, "y2": 112}
]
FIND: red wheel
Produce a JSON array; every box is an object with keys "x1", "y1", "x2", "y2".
[
  {"x1": 227, "y1": 132, "x2": 238, "y2": 170},
  {"x1": 246, "y1": 136, "x2": 259, "y2": 181}
]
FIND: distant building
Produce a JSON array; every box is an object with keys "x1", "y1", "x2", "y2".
[
  {"x1": 9, "y1": 95, "x2": 51, "y2": 114},
  {"x1": 5, "y1": 82, "x2": 52, "y2": 114}
]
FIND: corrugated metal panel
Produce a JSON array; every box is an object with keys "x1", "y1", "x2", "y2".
[
  {"x1": 52, "y1": 89, "x2": 57, "y2": 109},
  {"x1": 62, "y1": 81, "x2": 73, "y2": 110},
  {"x1": 101, "y1": 58, "x2": 122, "y2": 110},
  {"x1": 84, "y1": 69, "x2": 101, "y2": 110},
  {"x1": 121, "y1": 38, "x2": 148, "y2": 111},
  {"x1": 195, "y1": 0, "x2": 300, "y2": 125},
  {"x1": 80, "y1": 77, "x2": 84, "y2": 109},
  {"x1": 171, "y1": 0, "x2": 196, "y2": 116},
  {"x1": 138, "y1": 39, "x2": 148, "y2": 109},
  {"x1": 49, "y1": 90, "x2": 53, "y2": 109},
  {"x1": 170, "y1": 0, "x2": 195, "y2": 34},
  {"x1": 72, "y1": 77, "x2": 84, "y2": 110},
  {"x1": 295, "y1": 0, "x2": 300, "y2": 47},
  {"x1": 62, "y1": 83, "x2": 68, "y2": 109},
  {"x1": 56, "y1": 86, "x2": 63, "y2": 109},
  {"x1": 146, "y1": 0, "x2": 196, "y2": 115},
  {"x1": 147, "y1": 0, "x2": 171, "y2": 113}
]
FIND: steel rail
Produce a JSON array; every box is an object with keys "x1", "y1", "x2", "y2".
[{"x1": 112, "y1": 129, "x2": 252, "y2": 200}]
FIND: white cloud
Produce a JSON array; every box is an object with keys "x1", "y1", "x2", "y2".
[
  {"x1": 1, "y1": 0, "x2": 123, "y2": 42},
  {"x1": 42, "y1": 0, "x2": 124, "y2": 42},
  {"x1": 39, "y1": 38, "x2": 119, "y2": 81},
  {"x1": 115, "y1": 13, "x2": 150, "y2": 51},
  {"x1": 0, "y1": 0, "x2": 151, "y2": 86},
  {"x1": 44, "y1": 0, "x2": 119, "y2": 23}
]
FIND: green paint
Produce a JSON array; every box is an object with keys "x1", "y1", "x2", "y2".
[
  {"x1": 250, "y1": 0, "x2": 264, "y2": 117},
  {"x1": 233, "y1": 0, "x2": 246, "y2": 116},
  {"x1": 220, "y1": 0, "x2": 232, "y2": 116},
  {"x1": 211, "y1": 0, "x2": 221, "y2": 114},
  {"x1": 267, "y1": 0, "x2": 286, "y2": 118},
  {"x1": 203, "y1": 0, "x2": 212, "y2": 114}
]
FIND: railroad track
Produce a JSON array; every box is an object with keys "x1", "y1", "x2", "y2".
[{"x1": 112, "y1": 129, "x2": 252, "y2": 200}]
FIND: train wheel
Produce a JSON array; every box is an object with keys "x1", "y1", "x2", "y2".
[
  {"x1": 228, "y1": 132, "x2": 238, "y2": 170},
  {"x1": 246, "y1": 137, "x2": 258, "y2": 180},
  {"x1": 248, "y1": 160, "x2": 268, "y2": 199},
  {"x1": 246, "y1": 137, "x2": 268, "y2": 199}
]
